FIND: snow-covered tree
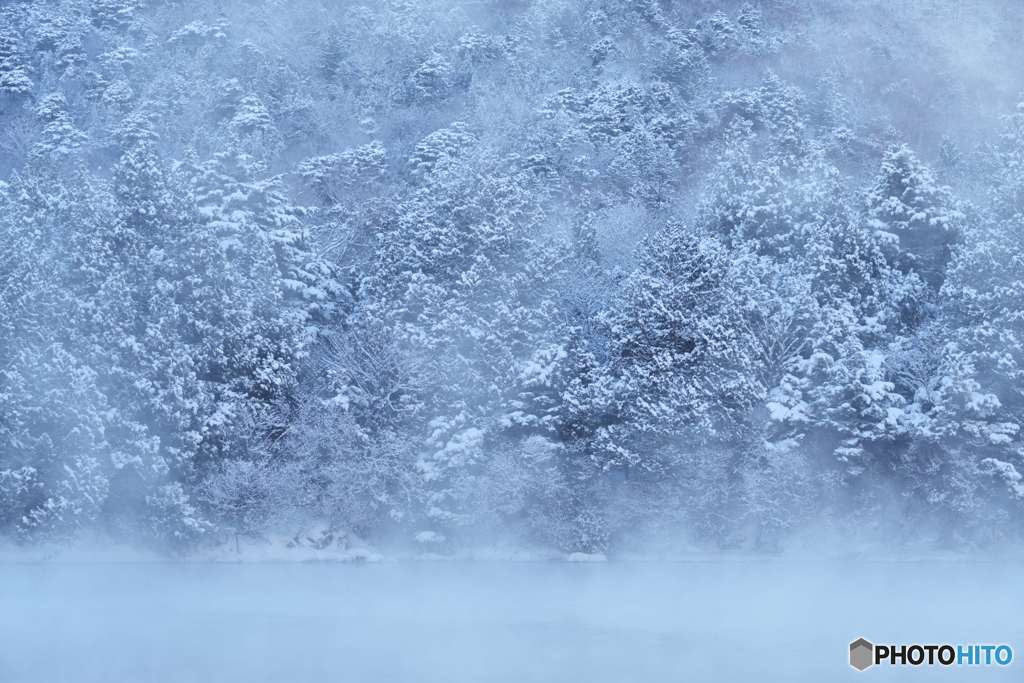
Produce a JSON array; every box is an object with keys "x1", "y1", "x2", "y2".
[
  {"x1": 865, "y1": 145, "x2": 963, "y2": 291},
  {"x1": 0, "y1": 21, "x2": 33, "y2": 98},
  {"x1": 1, "y1": 0, "x2": 1023, "y2": 554}
]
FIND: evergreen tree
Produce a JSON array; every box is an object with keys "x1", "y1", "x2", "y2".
[
  {"x1": 865, "y1": 145, "x2": 963, "y2": 291},
  {"x1": 0, "y1": 22, "x2": 33, "y2": 98}
]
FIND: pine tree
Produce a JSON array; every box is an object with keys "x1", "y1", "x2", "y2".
[
  {"x1": 865, "y1": 145, "x2": 963, "y2": 290},
  {"x1": 90, "y1": 0, "x2": 137, "y2": 31},
  {"x1": 589, "y1": 223, "x2": 752, "y2": 475},
  {"x1": 0, "y1": 23, "x2": 33, "y2": 97},
  {"x1": 30, "y1": 93, "x2": 88, "y2": 162}
]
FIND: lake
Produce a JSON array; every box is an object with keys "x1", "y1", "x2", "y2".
[{"x1": 0, "y1": 559, "x2": 1019, "y2": 681}]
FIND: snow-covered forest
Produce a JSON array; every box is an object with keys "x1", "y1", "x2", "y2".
[{"x1": 3, "y1": 0, "x2": 1024, "y2": 556}]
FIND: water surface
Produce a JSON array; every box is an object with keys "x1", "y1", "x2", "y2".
[{"x1": 0, "y1": 559, "x2": 1019, "y2": 681}]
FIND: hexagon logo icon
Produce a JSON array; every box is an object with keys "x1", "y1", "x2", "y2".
[{"x1": 850, "y1": 638, "x2": 874, "y2": 671}]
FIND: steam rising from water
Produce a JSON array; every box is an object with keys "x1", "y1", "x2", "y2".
[{"x1": 1, "y1": 560, "x2": 1019, "y2": 682}]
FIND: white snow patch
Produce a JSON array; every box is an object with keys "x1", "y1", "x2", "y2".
[{"x1": 566, "y1": 551, "x2": 607, "y2": 562}]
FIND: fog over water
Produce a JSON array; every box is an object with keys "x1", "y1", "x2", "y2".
[{"x1": 1, "y1": 560, "x2": 1020, "y2": 682}]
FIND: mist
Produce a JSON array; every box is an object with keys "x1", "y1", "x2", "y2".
[
  {"x1": 2, "y1": 0, "x2": 1024, "y2": 679},
  {"x1": 2, "y1": 559, "x2": 1020, "y2": 681}
]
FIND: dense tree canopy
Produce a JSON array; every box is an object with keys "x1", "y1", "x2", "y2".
[{"x1": 2, "y1": 0, "x2": 1024, "y2": 554}]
